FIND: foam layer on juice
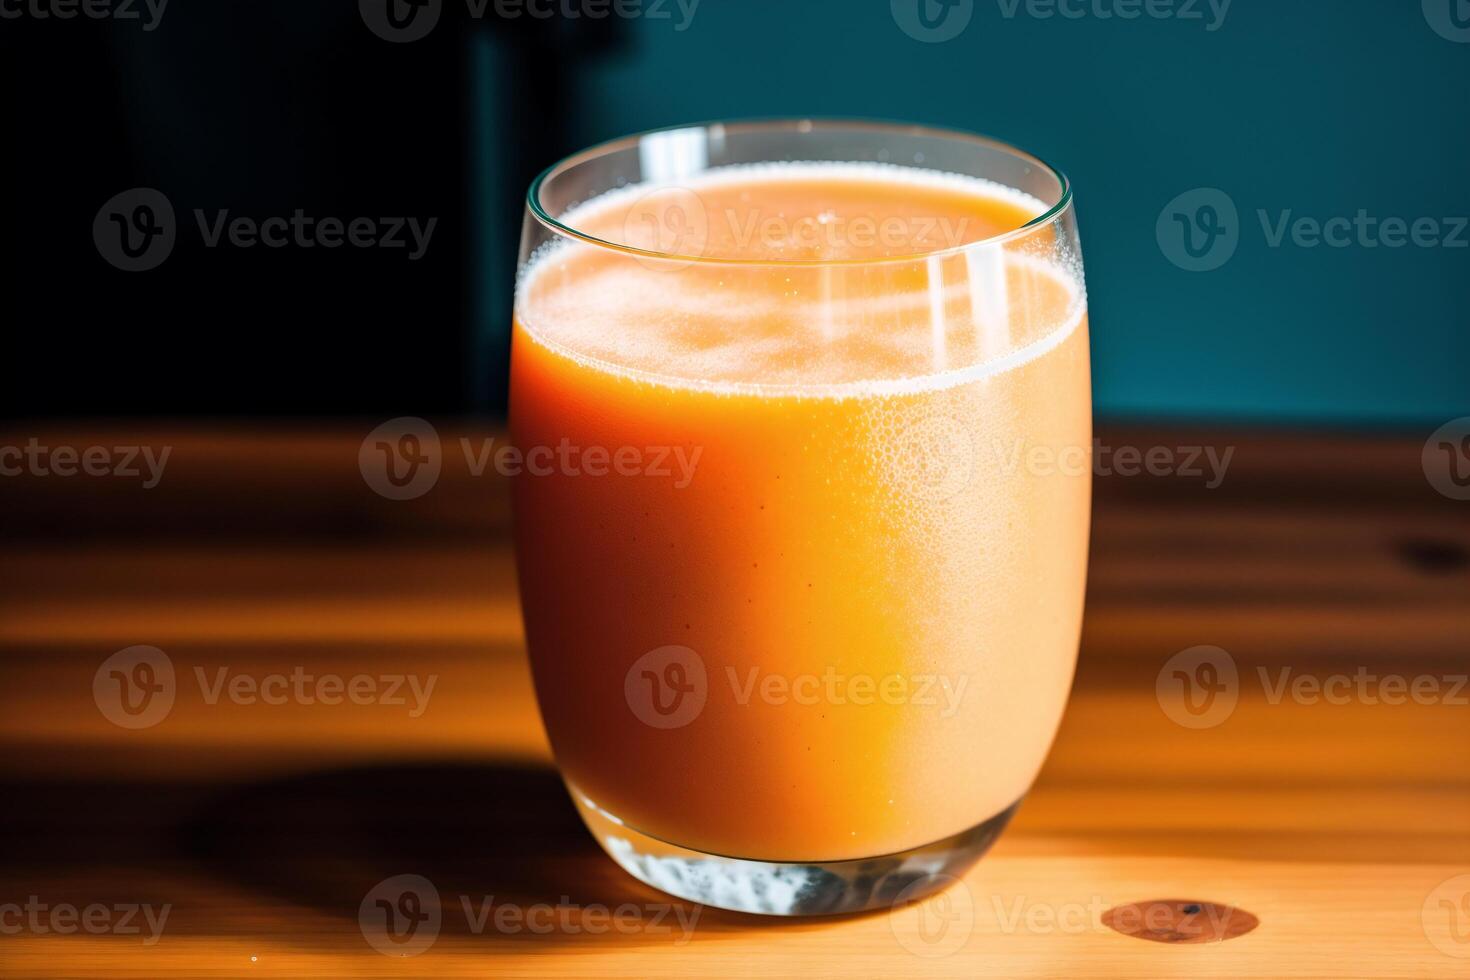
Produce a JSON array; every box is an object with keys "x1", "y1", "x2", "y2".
[{"x1": 517, "y1": 161, "x2": 1084, "y2": 396}]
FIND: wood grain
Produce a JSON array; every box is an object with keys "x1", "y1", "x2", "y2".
[{"x1": 0, "y1": 424, "x2": 1466, "y2": 978}]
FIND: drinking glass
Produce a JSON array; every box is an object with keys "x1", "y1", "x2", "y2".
[{"x1": 510, "y1": 120, "x2": 1090, "y2": 916}]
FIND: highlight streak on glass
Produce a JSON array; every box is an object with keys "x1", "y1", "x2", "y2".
[
  {"x1": 819, "y1": 264, "x2": 836, "y2": 342},
  {"x1": 927, "y1": 253, "x2": 948, "y2": 372},
  {"x1": 966, "y1": 242, "x2": 1011, "y2": 362},
  {"x1": 637, "y1": 127, "x2": 710, "y2": 185}
]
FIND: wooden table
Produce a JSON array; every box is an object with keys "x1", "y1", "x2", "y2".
[{"x1": 1, "y1": 425, "x2": 1466, "y2": 978}]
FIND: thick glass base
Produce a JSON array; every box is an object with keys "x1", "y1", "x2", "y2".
[{"x1": 569, "y1": 785, "x2": 1019, "y2": 916}]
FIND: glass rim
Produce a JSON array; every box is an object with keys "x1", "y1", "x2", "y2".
[{"x1": 525, "y1": 117, "x2": 1074, "y2": 269}]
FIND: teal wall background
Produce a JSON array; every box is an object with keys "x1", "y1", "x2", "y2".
[{"x1": 558, "y1": 0, "x2": 1467, "y2": 425}]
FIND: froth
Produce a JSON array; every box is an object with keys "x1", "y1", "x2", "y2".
[{"x1": 517, "y1": 161, "x2": 1085, "y2": 399}]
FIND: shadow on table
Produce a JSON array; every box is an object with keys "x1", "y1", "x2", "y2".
[
  {"x1": 0, "y1": 759, "x2": 902, "y2": 952},
  {"x1": 177, "y1": 759, "x2": 850, "y2": 946}
]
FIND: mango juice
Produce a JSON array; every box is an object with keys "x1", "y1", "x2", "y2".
[{"x1": 511, "y1": 163, "x2": 1090, "y2": 863}]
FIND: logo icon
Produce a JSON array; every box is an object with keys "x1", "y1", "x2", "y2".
[
  {"x1": 360, "y1": 0, "x2": 442, "y2": 43},
  {"x1": 1423, "y1": 417, "x2": 1470, "y2": 501},
  {"x1": 624, "y1": 645, "x2": 708, "y2": 729},
  {"x1": 1156, "y1": 188, "x2": 1239, "y2": 272},
  {"x1": 891, "y1": 0, "x2": 975, "y2": 43},
  {"x1": 93, "y1": 645, "x2": 176, "y2": 729},
  {"x1": 93, "y1": 188, "x2": 176, "y2": 272},
  {"x1": 1424, "y1": 0, "x2": 1470, "y2": 43},
  {"x1": 359, "y1": 417, "x2": 442, "y2": 500},
  {"x1": 359, "y1": 874, "x2": 442, "y2": 957},
  {"x1": 1423, "y1": 874, "x2": 1470, "y2": 958},
  {"x1": 892, "y1": 414, "x2": 974, "y2": 502},
  {"x1": 1156, "y1": 645, "x2": 1238, "y2": 729},
  {"x1": 889, "y1": 874, "x2": 973, "y2": 958},
  {"x1": 622, "y1": 185, "x2": 710, "y2": 271}
]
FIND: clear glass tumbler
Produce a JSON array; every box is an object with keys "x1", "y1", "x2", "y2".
[{"x1": 510, "y1": 119, "x2": 1090, "y2": 916}]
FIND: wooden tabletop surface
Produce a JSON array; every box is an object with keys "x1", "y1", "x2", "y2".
[{"x1": 0, "y1": 424, "x2": 1466, "y2": 978}]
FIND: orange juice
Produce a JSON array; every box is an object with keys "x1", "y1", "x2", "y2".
[{"x1": 511, "y1": 163, "x2": 1089, "y2": 864}]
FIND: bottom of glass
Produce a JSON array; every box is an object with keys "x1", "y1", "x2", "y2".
[{"x1": 569, "y1": 784, "x2": 1019, "y2": 916}]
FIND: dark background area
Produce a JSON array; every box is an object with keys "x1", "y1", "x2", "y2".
[{"x1": 2, "y1": 0, "x2": 1466, "y2": 423}]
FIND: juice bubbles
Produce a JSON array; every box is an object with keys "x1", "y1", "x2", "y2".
[{"x1": 512, "y1": 162, "x2": 1089, "y2": 865}]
